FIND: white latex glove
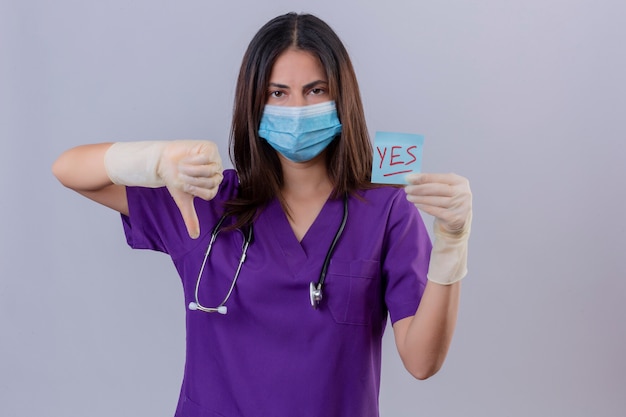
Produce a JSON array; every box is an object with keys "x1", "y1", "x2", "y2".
[
  {"x1": 104, "y1": 140, "x2": 223, "y2": 239},
  {"x1": 405, "y1": 173, "x2": 472, "y2": 285}
]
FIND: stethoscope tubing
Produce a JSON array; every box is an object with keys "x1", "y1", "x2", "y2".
[
  {"x1": 190, "y1": 216, "x2": 252, "y2": 314},
  {"x1": 191, "y1": 193, "x2": 347, "y2": 313},
  {"x1": 310, "y1": 193, "x2": 348, "y2": 308}
]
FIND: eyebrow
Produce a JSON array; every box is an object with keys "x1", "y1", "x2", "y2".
[
  {"x1": 268, "y1": 80, "x2": 328, "y2": 91},
  {"x1": 303, "y1": 80, "x2": 328, "y2": 90}
]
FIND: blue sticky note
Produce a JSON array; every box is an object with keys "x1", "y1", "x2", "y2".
[{"x1": 372, "y1": 131, "x2": 424, "y2": 184}]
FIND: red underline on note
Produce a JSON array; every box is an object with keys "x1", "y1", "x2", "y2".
[{"x1": 384, "y1": 170, "x2": 412, "y2": 177}]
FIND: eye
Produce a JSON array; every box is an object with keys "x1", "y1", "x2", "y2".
[
  {"x1": 269, "y1": 90, "x2": 285, "y2": 98},
  {"x1": 310, "y1": 88, "x2": 326, "y2": 96}
]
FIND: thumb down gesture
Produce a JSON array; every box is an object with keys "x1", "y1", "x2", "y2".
[
  {"x1": 105, "y1": 140, "x2": 224, "y2": 239},
  {"x1": 158, "y1": 141, "x2": 223, "y2": 238}
]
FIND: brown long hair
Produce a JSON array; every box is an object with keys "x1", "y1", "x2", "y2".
[{"x1": 225, "y1": 12, "x2": 373, "y2": 228}]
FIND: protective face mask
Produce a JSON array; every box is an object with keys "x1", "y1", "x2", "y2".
[{"x1": 258, "y1": 101, "x2": 342, "y2": 163}]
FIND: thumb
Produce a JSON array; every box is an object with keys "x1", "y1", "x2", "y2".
[{"x1": 170, "y1": 188, "x2": 200, "y2": 239}]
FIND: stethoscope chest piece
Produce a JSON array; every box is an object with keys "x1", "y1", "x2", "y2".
[
  {"x1": 308, "y1": 193, "x2": 348, "y2": 310},
  {"x1": 310, "y1": 282, "x2": 322, "y2": 309}
]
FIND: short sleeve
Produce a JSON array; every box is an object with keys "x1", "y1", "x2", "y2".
[
  {"x1": 121, "y1": 169, "x2": 240, "y2": 258},
  {"x1": 382, "y1": 191, "x2": 432, "y2": 324}
]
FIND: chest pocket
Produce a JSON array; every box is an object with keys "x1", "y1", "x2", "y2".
[{"x1": 325, "y1": 259, "x2": 381, "y2": 325}]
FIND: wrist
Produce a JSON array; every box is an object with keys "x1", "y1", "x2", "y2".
[
  {"x1": 104, "y1": 141, "x2": 169, "y2": 187},
  {"x1": 427, "y1": 213, "x2": 472, "y2": 285}
]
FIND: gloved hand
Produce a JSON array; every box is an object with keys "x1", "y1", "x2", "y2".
[
  {"x1": 104, "y1": 140, "x2": 223, "y2": 239},
  {"x1": 405, "y1": 173, "x2": 472, "y2": 285}
]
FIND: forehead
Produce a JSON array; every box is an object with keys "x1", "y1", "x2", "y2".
[{"x1": 269, "y1": 49, "x2": 326, "y2": 83}]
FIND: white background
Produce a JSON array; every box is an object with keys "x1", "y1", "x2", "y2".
[{"x1": 1, "y1": 0, "x2": 625, "y2": 416}]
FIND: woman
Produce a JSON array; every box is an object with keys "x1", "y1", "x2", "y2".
[{"x1": 53, "y1": 12, "x2": 472, "y2": 417}]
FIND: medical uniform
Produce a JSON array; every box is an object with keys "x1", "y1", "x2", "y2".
[{"x1": 122, "y1": 169, "x2": 431, "y2": 417}]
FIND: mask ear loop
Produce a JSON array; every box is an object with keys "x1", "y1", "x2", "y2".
[{"x1": 310, "y1": 193, "x2": 349, "y2": 309}]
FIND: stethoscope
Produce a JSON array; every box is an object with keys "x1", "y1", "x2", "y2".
[{"x1": 188, "y1": 194, "x2": 348, "y2": 314}]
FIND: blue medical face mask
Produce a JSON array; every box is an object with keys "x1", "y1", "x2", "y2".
[{"x1": 258, "y1": 101, "x2": 342, "y2": 163}]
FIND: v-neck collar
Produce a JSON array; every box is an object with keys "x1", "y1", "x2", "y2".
[{"x1": 264, "y1": 195, "x2": 345, "y2": 278}]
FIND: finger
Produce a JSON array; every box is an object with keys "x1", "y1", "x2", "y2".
[
  {"x1": 406, "y1": 172, "x2": 464, "y2": 186},
  {"x1": 414, "y1": 204, "x2": 467, "y2": 229},
  {"x1": 171, "y1": 191, "x2": 201, "y2": 239},
  {"x1": 179, "y1": 173, "x2": 223, "y2": 200},
  {"x1": 406, "y1": 195, "x2": 452, "y2": 208},
  {"x1": 180, "y1": 172, "x2": 223, "y2": 189},
  {"x1": 181, "y1": 152, "x2": 222, "y2": 167},
  {"x1": 178, "y1": 162, "x2": 223, "y2": 178},
  {"x1": 181, "y1": 142, "x2": 222, "y2": 164},
  {"x1": 405, "y1": 183, "x2": 455, "y2": 197},
  {"x1": 183, "y1": 183, "x2": 221, "y2": 201},
  {"x1": 414, "y1": 203, "x2": 449, "y2": 219}
]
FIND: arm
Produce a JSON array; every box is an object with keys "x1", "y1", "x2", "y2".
[
  {"x1": 52, "y1": 140, "x2": 224, "y2": 238},
  {"x1": 393, "y1": 173, "x2": 472, "y2": 379},
  {"x1": 52, "y1": 143, "x2": 129, "y2": 214},
  {"x1": 393, "y1": 277, "x2": 461, "y2": 380}
]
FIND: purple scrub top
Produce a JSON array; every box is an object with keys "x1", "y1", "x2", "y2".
[{"x1": 122, "y1": 169, "x2": 431, "y2": 417}]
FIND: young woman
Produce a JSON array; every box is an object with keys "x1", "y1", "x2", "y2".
[{"x1": 53, "y1": 12, "x2": 472, "y2": 417}]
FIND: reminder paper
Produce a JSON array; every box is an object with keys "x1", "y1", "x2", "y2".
[{"x1": 371, "y1": 131, "x2": 424, "y2": 185}]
